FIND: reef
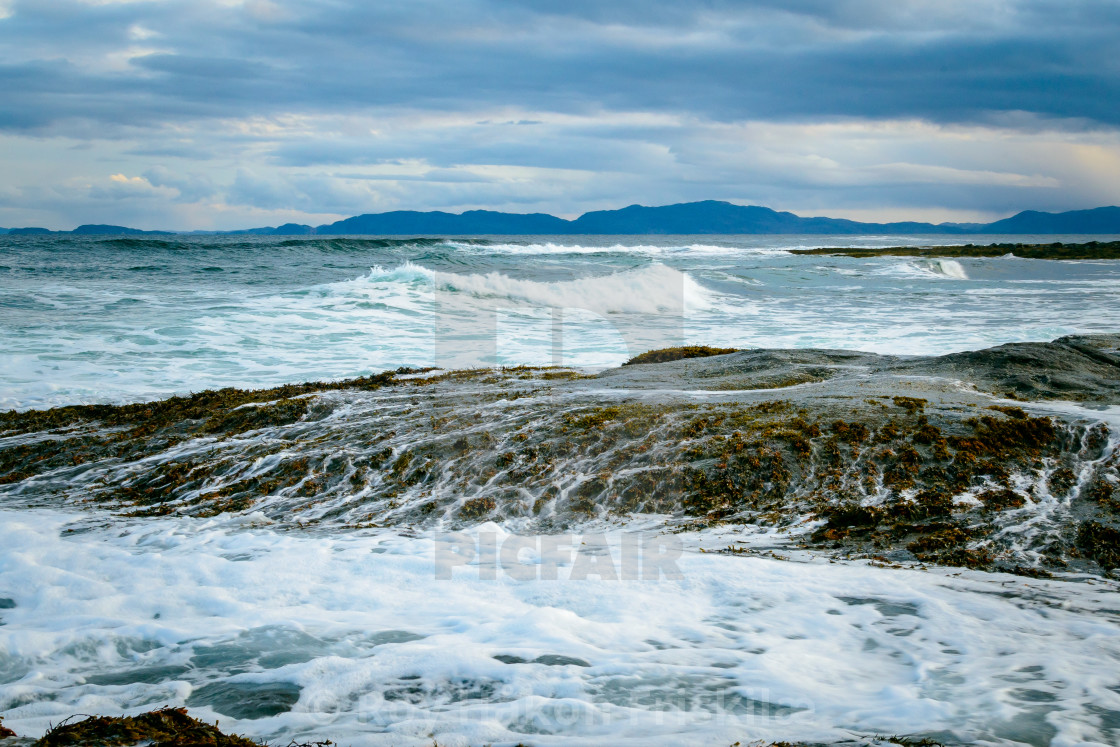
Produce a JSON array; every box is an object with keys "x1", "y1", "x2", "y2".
[
  {"x1": 0, "y1": 708, "x2": 948, "y2": 747},
  {"x1": 0, "y1": 368, "x2": 425, "y2": 437},
  {"x1": 0, "y1": 706, "x2": 949, "y2": 747},
  {"x1": 790, "y1": 240, "x2": 1120, "y2": 260},
  {"x1": 624, "y1": 346, "x2": 739, "y2": 365},
  {"x1": 17, "y1": 707, "x2": 265, "y2": 747},
  {"x1": 2, "y1": 335, "x2": 1119, "y2": 576}
]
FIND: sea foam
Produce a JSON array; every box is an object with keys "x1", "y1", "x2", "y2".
[
  {"x1": 1, "y1": 509, "x2": 1118, "y2": 745},
  {"x1": 4, "y1": 235, "x2": 1120, "y2": 409}
]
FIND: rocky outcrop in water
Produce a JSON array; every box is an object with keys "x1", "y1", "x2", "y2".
[
  {"x1": 792, "y1": 240, "x2": 1120, "y2": 260},
  {"x1": 2, "y1": 336, "x2": 1118, "y2": 576}
]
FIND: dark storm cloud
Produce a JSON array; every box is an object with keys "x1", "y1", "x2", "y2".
[{"x1": 1, "y1": 0, "x2": 1118, "y2": 133}]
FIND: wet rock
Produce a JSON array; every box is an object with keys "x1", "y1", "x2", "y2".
[
  {"x1": 31, "y1": 707, "x2": 259, "y2": 747},
  {"x1": 2, "y1": 336, "x2": 1119, "y2": 575},
  {"x1": 1076, "y1": 521, "x2": 1120, "y2": 569},
  {"x1": 624, "y1": 345, "x2": 738, "y2": 365},
  {"x1": 185, "y1": 681, "x2": 302, "y2": 720},
  {"x1": 896, "y1": 334, "x2": 1120, "y2": 403},
  {"x1": 532, "y1": 654, "x2": 591, "y2": 667},
  {"x1": 791, "y1": 239, "x2": 1120, "y2": 260}
]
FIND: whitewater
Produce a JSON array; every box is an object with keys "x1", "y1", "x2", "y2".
[
  {"x1": 2, "y1": 233, "x2": 1120, "y2": 747},
  {"x1": 3, "y1": 233, "x2": 1120, "y2": 410}
]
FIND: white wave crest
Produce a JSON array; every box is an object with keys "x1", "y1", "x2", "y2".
[
  {"x1": 451, "y1": 263, "x2": 715, "y2": 314},
  {"x1": 448, "y1": 241, "x2": 790, "y2": 257},
  {"x1": 917, "y1": 259, "x2": 969, "y2": 280},
  {"x1": 348, "y1": 262, "x2": 715, "y2": 314},
  {"x1": 363, "y1": 260, "x2": 436, "y2": 284}
]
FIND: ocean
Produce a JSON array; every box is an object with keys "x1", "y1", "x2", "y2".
[
  {"x1": 3, "y1": 233, "x2": 1120, "y2": 410},
  {"x1": 1, "y1": 233, "x2": 1120, "y2": 746}
]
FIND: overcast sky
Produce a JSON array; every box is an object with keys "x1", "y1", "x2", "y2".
[{"x1": 2, "y1": 0, "x2": 1119, "y2": 230}]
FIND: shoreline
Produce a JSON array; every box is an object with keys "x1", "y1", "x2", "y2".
[
  {"x1": 2, "y1": 334, "x2": 1119, "y2": 746},
  {"x1": 0, "y1": 706, "x2": 957, "y2": 747},
  {"x1": 791, "y1": 239, "x2": 1120, "y2": 260},
  {"x1": 2, "y1": 336, "x2": 1118, "y2": 577}
]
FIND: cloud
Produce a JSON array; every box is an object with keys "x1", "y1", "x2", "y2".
[
  {"x1": 2, "y1": 0, "x2": 1120, "y2": 228},
  {"x1": 142, "y1": 165, "x2": 216, "y2": 201},
  {"x1": 4, "y1": 107, "x2": 1120, "y2": 230},
  {"x1": 3, "y1": 0, "x2": 1120, "y2": 130},
  {"x1": 226, "y1": 168, "x2": 390, "y2": 214}
]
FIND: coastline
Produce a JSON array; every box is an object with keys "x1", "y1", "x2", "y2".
[
  {"x1": 3, "y1": 337, "x2": 1119, "y2": 745},
  {"x1": 791, "y1": 239, "x2": 1120, "y2": 260},
  {"x1": 0, "y1": 707, "x2": 961, "y2": 747},
  {"x1": 3, "y1": 335, "x2": 1118, "y2": 577}
]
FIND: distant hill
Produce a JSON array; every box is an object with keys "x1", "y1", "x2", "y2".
[
  {"x1": 5, "y1": 225, "x2": 169, "y2": 236},
  {"x1": 71, "y1": 224, "x2": 169, "y2": 235},
  {"x1": 309, "y1": 202, "x2": 952, "y2": 235},
  {"x1": 982, "y1": 206, "x2": 1120, "y2": 234},
  {"x1": 7, "y1": 202, "x2": 1120, "y2": 236},
  {"x1": 310, "y1": 202, "x2": 1120, "y2": 235},
  {"x1": 223, "y1": 223, "x2": 315, "y2": 236},
  {"x1": 565, "y1": 201, "x2": 973, "y2": 235},
  {"x1": 263, "y1": 223, "x2": 314, "y2": 235},
  {"x1": 317, "y1": 209, "x2": 571, "y2": 235}
]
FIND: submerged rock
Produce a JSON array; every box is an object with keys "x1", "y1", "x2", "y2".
[{"x1": 2, "y1": 335, "x2": 1119, "y2": 575}]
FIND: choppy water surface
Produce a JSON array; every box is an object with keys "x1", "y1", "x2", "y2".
[
  {"x1": 2, "y1": 234, "x2": 1120, "y2": 746},
  {"x1": 2, "y1": 233, "x2": 1120, "y2": 409},
  {"x1": 2, "y1": 510, "x2": 1119, "y2": 746}
]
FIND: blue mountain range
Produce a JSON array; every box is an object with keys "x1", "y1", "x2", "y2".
[
  {"x1": 235, "y1": 202, "x2": 1120, "y2": 235},
  {"x1": 6, "y1": 202, "x2": 1120, "y2": 236}
]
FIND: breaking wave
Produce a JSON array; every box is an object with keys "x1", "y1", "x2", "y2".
[
  {"x1": 916, "y1": 259, "x2": 970, "y2": 280},
  {"x1": 449, "y1": 241, "x2": 792, "y2": 257},
  {"x1": 347, "y1": 261, "x2": 716, "y2": 314}
]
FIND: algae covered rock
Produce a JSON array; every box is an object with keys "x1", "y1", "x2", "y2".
[
  {"x1": 2, "y1": 336, "x2": 1119, "y2": 574},
  {"x1": 624, "y1": 345, "x2": 737, "y2": 365},
  {"x1": 32, "y1": 707, "x2": 260, "y2": 747}
]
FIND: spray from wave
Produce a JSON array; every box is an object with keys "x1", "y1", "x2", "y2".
[
  {"x1": 916, "y1": 259, "x2": 969, "y2": 280},
  {"x1": 346, "y1": 261, "x2": 716, "y2": 314},
  {"x1": 446, "y1": 241, "x2": 793, "y2": 257}
]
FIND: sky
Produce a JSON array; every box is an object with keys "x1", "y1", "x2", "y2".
[{"x1": 1, "y1": 0, "x2": 1120, "y2": 230}]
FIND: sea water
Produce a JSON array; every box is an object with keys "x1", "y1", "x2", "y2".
[
  {"x1": 1, "y1": 234, "x2": 1120, "y2": 746},
  {"x1": 3, "y1": 233, "x2": 1120, "y2": 410}
]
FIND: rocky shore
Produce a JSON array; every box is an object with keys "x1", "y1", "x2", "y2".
[
  {"x1": 791, "y1": 239, "x2": 1120, "y2": 260},
  {"x1": 2, "y1": 335, "x2": 1118, "y2": 577},
  {"x1": 0, "y1": 708, "x2": 950, "y2": 747}
]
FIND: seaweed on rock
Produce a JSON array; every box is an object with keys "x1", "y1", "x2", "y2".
[
  {"x1": 32, "y1": 707, "x2": 260, "y2": 747},
  {"x1": 624, "y1": 346, "x2": 738, "y2": 365},
  {"x1": 1076, "y1": 521, "x2": 1120, "y2": 569},
  {"x1": 2, "y1": 339, "x2": 1118, "y2": 574},
  {"x1": 791, "y1": 240, "x2": 1120, "y2": 260}
]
